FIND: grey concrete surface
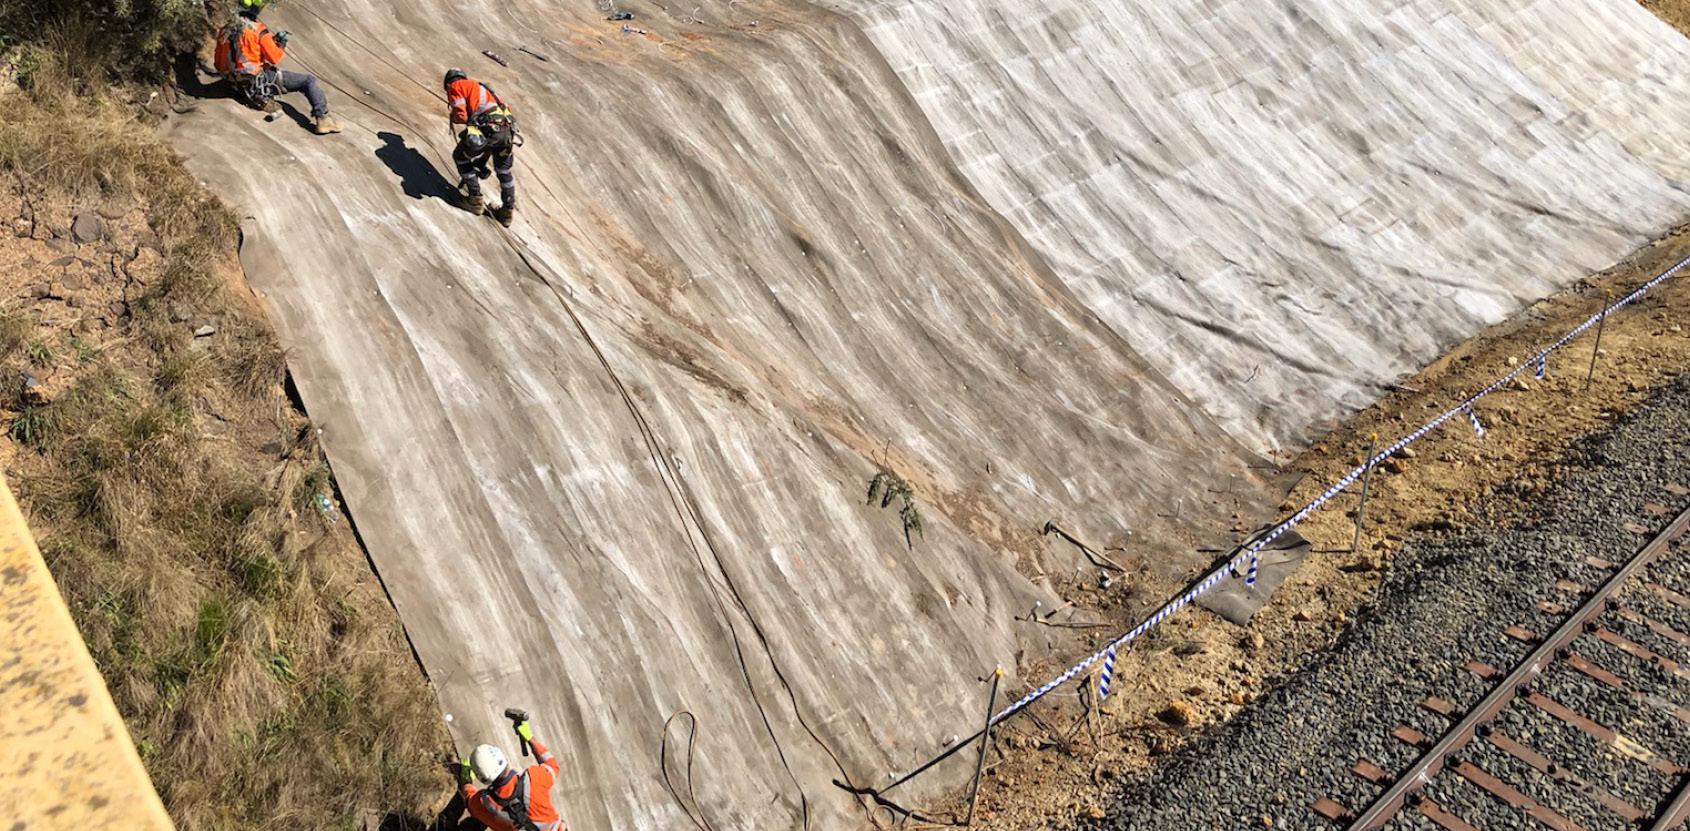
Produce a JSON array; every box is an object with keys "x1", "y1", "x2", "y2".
[
  {"x1": 835, "y1": 0, "x2": 1690, "y2": 452},
  {"x1": 164, "y1": 0, "x2": 1688, "y2": 827}
]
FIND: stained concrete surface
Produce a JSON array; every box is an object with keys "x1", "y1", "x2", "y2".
[
  {"x1": 836, "y1": 0, "x2": 1690, "y2": 452},
  {"x1": 164, "y1": 0, "x2": 1687, "y2": 827}
]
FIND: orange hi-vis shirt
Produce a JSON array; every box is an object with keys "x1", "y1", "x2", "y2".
[
  {"x1": 214, "y1": 19, "x2": 285, "y2": 78},
  {"x1": 461, "y1": 738, "x2": 565, "y2": 831},
  {"x1": 446, "y1": 77, "x2": 506, "y2": 125}
]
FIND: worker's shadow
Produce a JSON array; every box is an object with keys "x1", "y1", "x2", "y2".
[
  {"x1": 169, "y1": 52, "x2": 314, "y2": 133},
  {"x1": 170, "y1": 52, "x2": 226, "y2": 104},
  {"x1": 376, "y1": 131, "x2": 456, "y2": 202},
  {"x1": 378, "y1": 793, "x2": 484, "y2": 831}
]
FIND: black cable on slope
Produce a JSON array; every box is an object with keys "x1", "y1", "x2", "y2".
[
  {"x1": 496, "y1": 230, "x2": 822, "y2": 830},
  {"x1": 661, "y1": 710, "x2": 717, "y2": 831},
  {"x1": 223, "y1": 14, "x2": 869, "y2": 819}
]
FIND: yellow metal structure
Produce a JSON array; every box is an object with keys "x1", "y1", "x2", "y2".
[{"x1": 0, "y1": 476, "x2": 173, "y2": 829}]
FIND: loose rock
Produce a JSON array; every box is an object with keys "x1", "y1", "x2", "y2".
[
  {"x1": 1157, "y1": 701, "x2": 1195, "y2": 727},
  {"x1": 71, "y1": 213, "x2": 104, "y2": 243}
]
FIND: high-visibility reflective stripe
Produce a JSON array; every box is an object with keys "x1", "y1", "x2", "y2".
[
  {"x1": 472, "y1": 83, "x2": 504, "y2": 118},
  {"x1": 226, "y1": 21, "x2": 263, "y2": 76}
]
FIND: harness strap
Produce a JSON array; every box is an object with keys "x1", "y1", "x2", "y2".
[
  {"x1": 482, "y1": 771, "x2": 542, "y2": 831},
  {"x1": 225, "y1": 20, "x2": 263, "y2": 76}
]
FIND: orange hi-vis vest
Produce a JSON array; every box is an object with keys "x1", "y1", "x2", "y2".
[
  {"x1": 446, "y1": 77, "x2": 508, "y2": 125},
  {"x1": 460, "y1": 738, "x2": 565, "y2": 831},
  {"x1": 214, "y1": 18, "x2": 284, "y2": 78}
]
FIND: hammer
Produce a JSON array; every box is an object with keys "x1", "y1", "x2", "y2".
[{"x1": 504, "y1": 707, "x2": 532, "y2": 757}]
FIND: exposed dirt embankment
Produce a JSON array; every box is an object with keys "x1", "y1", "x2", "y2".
[
  {"x1": 961, "y1": 228, "x2": 1690, "y2": 827},
  {"x1": 0, "y1": 81, "x2": 450, "y2": 828}
]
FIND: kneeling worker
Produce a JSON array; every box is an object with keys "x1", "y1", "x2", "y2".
[
  {"x1": 214, "y1": 0, "x2": 342, "y2": 134},
  {"x1": 459, "y1": 710, "x2": 567, "y2": 831},
  {"x1": 444, "y1": 68, "x2": 521, "y2": 226}
]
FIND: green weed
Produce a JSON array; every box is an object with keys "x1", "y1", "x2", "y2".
[{"x1": 867, "y1": 469, "x2": 925, "y2": 550}]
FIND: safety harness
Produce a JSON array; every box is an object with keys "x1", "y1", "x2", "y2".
[
  {"x1": 481, "y1": 770, "x2": 544, "y2": 831},
  {"x1": 463, "y1": 82, "x2": 523, "y2": 151},
  {"x1": 223, "y1": 19, "x2": 279, "y2": 106}
]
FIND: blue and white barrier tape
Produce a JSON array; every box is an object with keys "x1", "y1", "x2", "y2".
[
  {"x1": 987, "y1": 254, "x2": 1689, "y2": 727},
  {"x1": 1098, "y1": 646, "x2": 1116, "y2": 700}
]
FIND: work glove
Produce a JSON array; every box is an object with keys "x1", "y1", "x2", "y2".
[
  {"x1": 457, "y1": 758, "x2": 474, "y2": 786},
  {"x1": 515, "y1": 721, "x2": 534, "y2": 742},
  {"x1": 273, "y1": 30, "x2": 290, "y2": 47}
]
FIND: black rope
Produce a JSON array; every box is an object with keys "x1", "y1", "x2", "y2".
[{"x1": 660, "y1": 711, "x2": 716, "y2": 831}]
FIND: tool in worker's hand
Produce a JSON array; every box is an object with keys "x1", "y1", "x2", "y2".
[
  {"x1": 504, "y1": 707, "x2": 532, "y2": 757},
  {"x1": 482, "y1": 50, "x2": 509, "y2": 67},
  {"x1": 518, "y1": 46, "x2": 551, "y2": 62}
]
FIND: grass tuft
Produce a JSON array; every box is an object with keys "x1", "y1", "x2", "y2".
[{"x1": 1, "y1": 44, "x2": 450, "y2": 831}]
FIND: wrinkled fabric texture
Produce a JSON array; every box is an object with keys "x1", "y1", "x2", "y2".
[{"x1": 165, "y1": 1, "x2": 1690, "y2": 827}]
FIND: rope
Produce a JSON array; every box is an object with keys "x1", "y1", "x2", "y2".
[
  {"x1": 248, "y1": 10, "x2": 847, "y2": 827},
  {"x1": 660, "y1": 711, "x2": 716, "y2": 831}
]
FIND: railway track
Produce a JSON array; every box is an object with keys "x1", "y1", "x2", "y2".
[{"x1": 1316, "y1": 493, "x2": 1690, "y2": 830}]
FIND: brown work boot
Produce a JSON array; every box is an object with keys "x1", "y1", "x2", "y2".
[
  {"x1": 312, "y1": 115, "x2": 344, "y2": 135},
  {"x1": 458, "y1": 191, "x2": 485, "y2": 216},
  {"x1": 492, "y1": 204, "x2": 514, "y2": 227}
]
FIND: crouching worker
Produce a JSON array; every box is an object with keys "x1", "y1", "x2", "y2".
[
  {"x1": 214, "y1": 0, "x2": 342, "y2": 134},
  {"x1": 444, "y1": 68, "x2": 521, "y2": 226},
  {"x1": 459, "y1": 711, "x2": 567, "y2": 831}
]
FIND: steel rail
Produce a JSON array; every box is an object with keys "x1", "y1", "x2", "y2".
[
  {"x1": 1651, "y1": 774, "x2": 1690, "y2": 830},
  {"x1": 1347, "y1": 501, "x2": 1690, "y2": 829}
]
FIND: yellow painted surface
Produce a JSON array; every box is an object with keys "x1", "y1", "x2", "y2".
[{"x1": 0, "y1": 476, "x2": 173, "y2": 829}]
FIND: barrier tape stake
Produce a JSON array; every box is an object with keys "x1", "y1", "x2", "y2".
[
  {"x1": 963, "y1": 667, "x2": 1003, "y2": 826},
  {"x1": 849, "y1": 255, "x2": 1687, "y2": 800},
  {"x1": 1351, "y1": 432, "x2": 1379, "y2": 553},
  {"x1": 1585, "y1": 289, "x2": 1613, "y2": 391}
]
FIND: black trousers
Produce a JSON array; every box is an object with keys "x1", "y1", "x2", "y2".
[{"x1": 453, "y1": 134, "x2": 515, "y2": 208}]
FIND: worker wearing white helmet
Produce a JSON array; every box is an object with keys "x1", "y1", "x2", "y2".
[{"x1": 458, "y1": 708, "x2": 566, "y2": 831}]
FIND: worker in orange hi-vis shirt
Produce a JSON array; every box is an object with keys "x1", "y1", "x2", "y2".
[
  {"x1": 212, "y1": 0, "x2": 342, "y2": 134},
  {"x1": 443, "y1": 67, "x2": 522, "y2": 226},
  {"x1": 458, "y1": 709, "x2": 567, "y2": 831}
]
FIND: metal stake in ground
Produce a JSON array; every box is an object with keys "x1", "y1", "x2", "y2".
[
  {"x1": 964, "y1": 668, "x2": 1003, "y2": 826},
  {"x1": 1351, "y1": 432, "x2": 1379, "y2": 553},
  {"x1": 1585, "y1": 288, "x2": 1614, "y2": 391}
]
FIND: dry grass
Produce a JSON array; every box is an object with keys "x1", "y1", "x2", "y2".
[{"x1": 1, "y1": 54, "x2": 450, "y2": 831}]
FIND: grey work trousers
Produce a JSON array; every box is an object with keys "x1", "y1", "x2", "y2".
[{"x1": 244, "y1": 68, "x2": 328, "y2": 119}]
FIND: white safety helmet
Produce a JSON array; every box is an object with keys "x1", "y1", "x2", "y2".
[{"x1": 469, "y1": 743, "x2": 509, "y2": 783}]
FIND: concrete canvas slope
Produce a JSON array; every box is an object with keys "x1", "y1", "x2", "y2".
[
  {"x1": 167, "y1": 0, "x2": 1690, "y2": 827},
  {"x1": 837, "y1": 0, "x2": 1690, "y2": 452},
  {"x1": 169, "y1": 3, "x2": 1266, "y2": 828}
]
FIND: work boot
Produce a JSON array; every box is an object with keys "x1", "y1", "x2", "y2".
[
  {"x1": 492, "y1": 204, "x2": 514, "y2": 228},
  {"x1": 458, "y1": 191, "x2": 485, "y2": 216},
  {"x1": 312, "y1": 115, "x2": 344, "y2": 135}
]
